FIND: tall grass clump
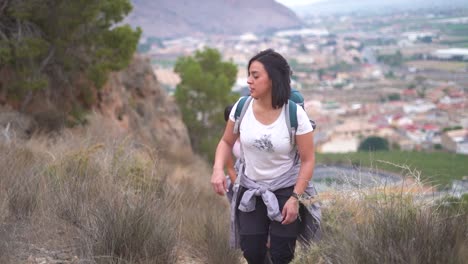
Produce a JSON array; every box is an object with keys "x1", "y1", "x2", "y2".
[
  {"x1": 0, "y1": 129, "x2": 180, "y2": 263},
  {"x1": 88, "y1": 187, "x2": 178, "y2": 264},
  {"x1": 293, "y1": 175, "x2": 468, "y2": 264},
  {"x1": 168, "y1": 162, "x2": 242, "y2": 264},
  {"x1": 46, "y1": 144, "x2": 105, "y2": 227},
  {"x1": 0, "y1": 225, "x2": 12, "y2": 264},
  {"x1": 0, "y1": 113, "x2": 240, "y2": 263},
  {"x1": 48, "y1": 139, "x2": 179, "y2": 264},
  {"x1": 0, "y1": 144, "x2": 46, "y2": 219}
]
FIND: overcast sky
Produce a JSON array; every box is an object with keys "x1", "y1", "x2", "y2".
[{"x1": 275, "y1": 0, "x2": 327, "y2": 7}]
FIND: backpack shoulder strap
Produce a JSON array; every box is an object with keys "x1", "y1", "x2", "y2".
[
  {"x1": 233, "y1": 96, "x2": 252, "y2": 134},
  {"x1": 285, "y1": 99, "x2": 298, "y2": 146}
]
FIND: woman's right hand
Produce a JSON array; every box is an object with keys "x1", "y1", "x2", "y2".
[{"x1": 211, "y1": 168, "x2": 227, "y2": 196}]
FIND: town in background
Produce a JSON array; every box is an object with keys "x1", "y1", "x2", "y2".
[{"x1": 140, "y1": 6, "x2": 468, "y2": 155}]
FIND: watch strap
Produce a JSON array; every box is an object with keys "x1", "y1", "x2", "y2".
[{"x1": 291, "y1": 191, "x2": 301, "y2": 200}]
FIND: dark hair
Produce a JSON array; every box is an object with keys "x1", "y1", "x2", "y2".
[
  {"x1": 224, "y1": 104, "x2": 233, "y2": 122},
  {"x1": 248, "y1": 49, "x2": 291, "y2": 109}
]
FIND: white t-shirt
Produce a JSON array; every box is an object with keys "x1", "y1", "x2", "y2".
[
  {"x1": 229, "y1": 98, "x2": 313, "y2": 183},
  {"x1": 232, "y1": 140, "x2": 241, "y2": 159}
]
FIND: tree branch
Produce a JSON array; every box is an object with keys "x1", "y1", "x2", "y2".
[
  {"x1": 39, "y1": 46, "x2": 55, "y2": 72},
  {"x1": 0, "y1": 28, "x2": 7, "y2": 40},
  {"x1": 20, "y1": 90, "x2": 32, "y2": 112},
  {"x1": 16, "y1": 18, "x2": 21, "y2": 40},
  {"x1": 0, "y1": 0, "x2": 8, "y2": 15}
]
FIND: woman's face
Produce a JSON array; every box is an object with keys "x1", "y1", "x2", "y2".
[{"x1": 247, "y1": 61, "x2": 272, "y2": 100}]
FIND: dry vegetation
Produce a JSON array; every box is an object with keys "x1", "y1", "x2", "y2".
[
  {"x1": 1, "y1": 114, "x2": 467, "y2": 264},
  {"x1": 293, "y1": 179, "x2": 468, "y2": 264},
  {"x1": 0, "y1": 114, "x2": 241, "y2": 264}
]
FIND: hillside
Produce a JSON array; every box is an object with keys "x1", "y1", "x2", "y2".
[
  {"x1": 0, "y1": 55, "x2": 192, "y2": 160},
  {"x1": 126, "y1": 0, "x2": 304, "y2": 38},
  {"x1": 294, "y1": 0, "x2": 468, "y2": 15}
]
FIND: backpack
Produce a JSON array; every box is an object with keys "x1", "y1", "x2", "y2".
[{"x1": 233, "y1": 89, "x2": 315, "y2": 146}]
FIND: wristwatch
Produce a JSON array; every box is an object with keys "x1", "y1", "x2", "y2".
[{"x1": 291, "y1": 191, "x2": 303, "y2": 200}]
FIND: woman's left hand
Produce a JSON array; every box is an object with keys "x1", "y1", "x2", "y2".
[{"x1": 281, "y1": 197, "x2": 299, "y2": 225}]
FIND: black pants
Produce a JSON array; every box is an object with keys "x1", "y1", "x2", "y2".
[
  {"x1": 238, "y1": 186, "x2": 299, "y2": 264},
  {"x1": 240, "y1": 234, "x2": 296, "y2": 264}
]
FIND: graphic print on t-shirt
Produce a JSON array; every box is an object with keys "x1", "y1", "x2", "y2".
[{"x1": 253, "y1": 134, "x2": 274, "y2": 153}]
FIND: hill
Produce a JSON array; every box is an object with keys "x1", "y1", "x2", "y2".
[
  {"x1": 294, "y1": 0, "x2": 468, "y2": 16},
  {"x1": 0, "y1": 55, "x2": 192, "y2": 160},
  {"x1": 126, "y1": 0, "x2": 304, "y2": 38}
]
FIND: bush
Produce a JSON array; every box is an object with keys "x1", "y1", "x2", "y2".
[
  {"x1": 435, "y1": 194, "x2": 468, "y2": 216},
  {"x1": 358, "y1": 136, "x2": 389, "y2": 151},
  {"x1": 46, "y1": 145, "x2": 104, "y2": 227},
  {"x1": 170, "y1": 175, "x2": 242, "y2": 264},
  {"x1": 293, "y1": 191, "x2": 468, "y2": 264},
  {"x1": 0, "y1": 136, "x2": 181, "y2": 263},
  {"x1": 0, "y1": 145, "x2": 45, "y2": 219},
  {"x1": 88, "y1": 192, "x2": 178, "y2": 264}
]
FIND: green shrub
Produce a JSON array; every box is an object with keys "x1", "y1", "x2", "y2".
[{"x1": 358, "y1": 136, "x2": 389, "y2": 151}]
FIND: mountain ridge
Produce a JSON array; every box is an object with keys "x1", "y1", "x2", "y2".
[
  {"x1": 294, "y1": 0, "x2": 468, "y2": 16},
  {"x1": 126, "y1": 0, "x2": 304, "y2": 39}
]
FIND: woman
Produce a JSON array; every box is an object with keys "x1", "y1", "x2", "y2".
[{"x1": 211, "y1": 49, "x2": 319, "y2": 264}]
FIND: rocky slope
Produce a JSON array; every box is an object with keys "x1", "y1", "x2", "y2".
[
  {"x1": 97, "y1": 55, "x2": 192, "y2": 158},
  {"x1": 126, "y1": 0, "x2": 304, "y2": 38},
  {"x1": 0, "y1": 55, "x2": 192, "y2": 159}
]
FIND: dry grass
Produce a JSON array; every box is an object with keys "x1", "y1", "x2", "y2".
[
  {"x1": 0, "y1": 137, "x2": 181, "y2": 263},
  {"x1": 0, "y1": 114, "x2": 241, "y2": 263},
  {"x1": 168, "y1": 163, "x2": 242, "y2": 264},
  {"x1": 5, "y1": 113, "x2": 465, "y2": 264},
  {"x1": 0, "y1": 226, "x2": 11, "y2": 264},
  {"x1": 293, "y1": 167, "x2": 468, "y2": 264},
  {"x1": 0, "y1": 145, "x2": 46, "y2": 220}
]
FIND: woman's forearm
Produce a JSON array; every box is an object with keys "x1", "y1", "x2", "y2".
[
  {"x1": 213, "y1": 139, "x2": 232, "y2": 170},
  {"x1": 293, "y1": 159, "x2": 315, "y2": 194},
  {"x1": 226, "y1": 155, "x2": 237, "y2": 182},
  {"x1": 294, "y1": 131, "x2": 315, "y2": 195}
]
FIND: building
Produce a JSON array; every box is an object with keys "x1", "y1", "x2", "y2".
[
  {"x1": 403, "y1": 100, "x2": 436, "y2": 114},
  {"x1": 431, "y1": 48, "x2": 468, "y2": 61},
  {"x1": 275, "y1": 28, "x2": 329, "y2": 38},
  {"x1": 441, "y1": 129, "x2": 468, "y2": 154},
  {"x1": 401, "y1": 31, "x2": 437, "y2": 42},
  {"x1": 319, "y1": 137, "x2": 359, "y2": 153},
  {"x1": 332, "y1": 120, "x2": 378, "y2": 139}
]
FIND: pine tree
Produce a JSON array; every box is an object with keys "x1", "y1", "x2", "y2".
[
  {"x1": 0, "y1": 0, "x2": 141, "y2": 119},
  {"x1": 174, "y1": 48, "x2": 238, "y2": 160}
]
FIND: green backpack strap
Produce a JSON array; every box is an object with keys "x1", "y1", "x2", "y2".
[
  {"x1": 233, "y1": 96, "x2": 252, "y2": 134},
  {"x1": 285, "y1": 99, "x2": 298, "y2": 146}
]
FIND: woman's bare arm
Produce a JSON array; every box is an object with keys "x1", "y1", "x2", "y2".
[
  {"x1": 211, "y1": 120, "x2": 239, "y2": 195},
  {"x1": 293, "y1": 131, "x2": 315, "y2": 194},
  {"x1": 282, "y1": 131, "x2": 315, "y2": 224},
  {"x1": 226, "y1": 154, "x2": 237, "y2": 183}
]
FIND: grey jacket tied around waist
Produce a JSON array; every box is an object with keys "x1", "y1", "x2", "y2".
[{"x1": 228, "y1": 158, "x2": 321, "y2": 248}]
